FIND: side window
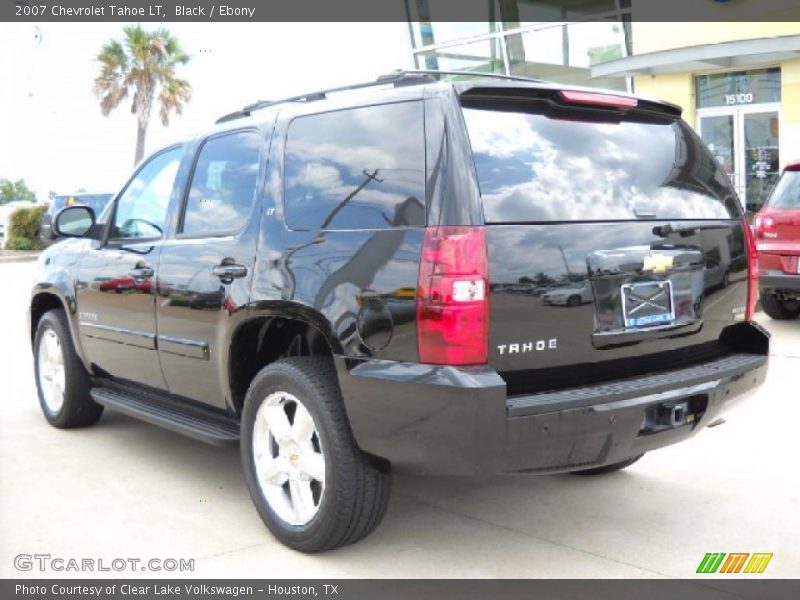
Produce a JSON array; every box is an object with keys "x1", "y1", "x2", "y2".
[
  {"x1": 111, "y1": 147, "x2": 182, "y2": 239},
  {"x1": 181, "y1": 131, "x2": 262, "y2": 236},
  {"x1": 284, "y1": 102, "x2": 426, "y2": 231}
]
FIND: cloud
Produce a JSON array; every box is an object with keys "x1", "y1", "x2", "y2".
[{"x1": 463, "y1": 108, "x2": 734, "y2": 224}]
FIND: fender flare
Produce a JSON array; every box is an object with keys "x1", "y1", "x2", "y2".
[
  {"x1": 241, "y1": 300, "x2": 344, "y2": 356},
  {"x1": 30, "y1": 269, "x2": 91, "y2": 372}
]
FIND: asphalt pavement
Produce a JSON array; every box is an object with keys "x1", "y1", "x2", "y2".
[{"x1": 1, "y1": 259, "x2": 798, "y2": 579}]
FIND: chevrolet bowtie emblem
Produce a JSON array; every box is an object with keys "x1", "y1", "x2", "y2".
[{"x1": 643, "y1": 254, "x2": 674, "y2": 273}]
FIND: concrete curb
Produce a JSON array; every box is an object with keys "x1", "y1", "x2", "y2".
[{"x1": 0, "y1": 254, "x2": 41, "y2": 263}]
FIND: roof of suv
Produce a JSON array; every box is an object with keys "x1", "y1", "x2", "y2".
[{"x1": 207, "y1": 70, "x2": 682, "y2": 134}]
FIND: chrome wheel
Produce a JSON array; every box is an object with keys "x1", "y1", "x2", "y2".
[
  {"x1": 37, "y1": 328, "x2": 66, "y2": 415},
  {"x1": 253, "y1": 391, "x2": 326, "y2": 526}
]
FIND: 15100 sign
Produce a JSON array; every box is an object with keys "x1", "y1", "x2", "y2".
[{"x1": 725, "y1": 92, "x2": 754, "y2": 105}]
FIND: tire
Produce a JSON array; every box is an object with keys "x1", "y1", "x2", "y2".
[
  {"x1": 571, "y1": 454, "x2": 643, "y2": 476},
  {"x1": 566, "y1": 295, "x2": 581, "y2": 307},
  {"x1": 241, "y1": 357, "x2": 391, "y2": 552},
  {"x1": 761, "y1": 293, "x2": 800, "y2": 320},
  {"x1": 33, "y1": 309, "x2": 103, "y2": 428}
]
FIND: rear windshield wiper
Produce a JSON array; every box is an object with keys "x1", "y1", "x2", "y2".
[{"x1": 652, "y1": 223, "x2": 730, "y2": 238}]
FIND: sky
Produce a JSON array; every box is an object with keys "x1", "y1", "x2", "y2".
[{"x1": 0, "y1": 22, "x2": 412, "y2": 199}]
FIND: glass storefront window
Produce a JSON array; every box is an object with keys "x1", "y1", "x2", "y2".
[
  {"x1": 506, "y1": 21, "x2": 627, "y2": 90},
  {"x1": 414, "y1": 37, "x2": 505, "y2": 74},
  {"x1": 503, "y1": 0, "x2": 618, "y2": 29},
  {"x1": 406, "y1": 0, "x2": 501, "y2": 49},
  {"x1": 696, "y1": 68, "x2": 781, "y2": 109},
  {"x1": 744, "y1": 111, "x2": 780, "y2": 213},
  {"x1": 699, "y1": 115, "x2": 736, "y2": 178},
  {"x1": 409, "y1": 21, "x2": 498, "y2": 49},
  {"x1": 405, "y1": 1, "x2": 633, "y2": 90}
]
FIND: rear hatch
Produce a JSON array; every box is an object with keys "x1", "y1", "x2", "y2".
[
  {"x1": 460, "y1": 87, "x2": 749, "y2": 394},
  {"x1": 756, "y1": 167, "x2": 800, "y2": 273}
]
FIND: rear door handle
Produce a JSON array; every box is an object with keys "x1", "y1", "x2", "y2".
[
  {"x1": 129, "y1": 265, "x2": 154, "y2": 279},
  {"x1": 212, "y1": 262, "x2": 247, "y2": 283}
]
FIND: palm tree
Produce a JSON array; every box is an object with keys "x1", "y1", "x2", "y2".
[{"x1": 94, "y1": 25, "x2": 192, "y2": 165}]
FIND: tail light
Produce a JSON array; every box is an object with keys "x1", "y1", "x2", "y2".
[
  {"x1": 743, "y1": 219, "x2": 759, "y2": 320},
  {"x1": 558, "y1": 90, "x2": 638, "y2": 109},
  {"x1": 417, "y1": 226, "x2": 489, "y2": 365},
  {"x1": 754, "y1": 214, "x2": 777, "y2": 239}
]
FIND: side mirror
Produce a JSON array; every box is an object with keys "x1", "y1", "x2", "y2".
[{"x1": 54, "y1": 205, "x2": 96, "y2": 238}]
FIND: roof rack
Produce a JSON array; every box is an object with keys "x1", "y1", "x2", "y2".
[{"x1": 215, "y1": 69, "x2": 544, "y2": 124}]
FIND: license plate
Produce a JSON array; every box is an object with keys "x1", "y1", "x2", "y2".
[{"x1": 621, "y1": 281, "x2": 675, "y2": 328}]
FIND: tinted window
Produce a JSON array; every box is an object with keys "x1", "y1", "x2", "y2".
[
  {"x1": 111, "y1": 148, "x2": 182, "y2": 239},
  {"x1": 182, "y1": 131, "x2": 261, "y2": 236},
  {"x1": 696, "y1": 67, "x2": 780, "y2": 109},
  {"x1": 50, "y1": 197, "x2": 69, "y2": 214},
  {"x1": 767, "y1": 170, "x2": 800, "y2": 209},
  {"x1": 50, "y1": 194, "x2": 112, "y2": 216},
  {"x1": 463, "y1": 105, "x2": 742, "y2": 223},
  {"x1": 284, "y1": 102, "x2": 426, "y2": 231},
  {"x1": 78, "y1": 194, "x2": 114, "y2": 212}
]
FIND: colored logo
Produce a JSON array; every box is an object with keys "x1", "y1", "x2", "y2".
[
  {"x1": 696, "y1": 552, "x2": 773, "y2": 574},
  {"x1": 642, "y1": 254, "x2": 675, "y2": 273},
  {"x1": 642, "y1": 253, "x2": 674, "y2": 273}
]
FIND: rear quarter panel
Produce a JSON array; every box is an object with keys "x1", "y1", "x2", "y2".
[{"x1": 249, "y1": 109, "x2": 427, "y2": 362}]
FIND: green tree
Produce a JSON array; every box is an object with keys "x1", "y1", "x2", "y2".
[
  {"x1": 0, "y1": 178, "x2": 36, "y2": 204},
  {"x1": 94, "y1": 25, "x2": 192, "y2": 165}
]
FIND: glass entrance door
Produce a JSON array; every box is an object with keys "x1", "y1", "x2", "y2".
[
  {"x1": 699, "y1": 114, "x2": 736, "y2": 180},
  {"x1": 699, "y1": 105, "x2": 780, "y2": 213},
  {"x1": 742, "y1": 109, "x2": 780, "y2": 213}
]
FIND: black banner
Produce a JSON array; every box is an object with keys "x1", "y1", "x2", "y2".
[
  {"x1": 4, "y1": 580, "x2": 800, "y2": 600},
  {"x1": 5, "y1": 0, "x2": 800, "y2": 22}
]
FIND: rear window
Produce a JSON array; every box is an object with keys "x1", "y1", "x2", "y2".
[
  {"x1": 52, "y1": 194, "x2": 113, "y2": 214},
  {"x1": 50, "y1": 197, "x2": 68, "y2": 213},
  {"x1": 767, "y1": 170, "x2": 800, "y2": 209},
  {"x1": 462, "y1": 105, "x2": 742, "y2": 223},
  {"x1": 77, "y1": 194, "x2": 113, "y2": 212}
]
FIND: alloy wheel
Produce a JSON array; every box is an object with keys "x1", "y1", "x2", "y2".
[
  {"x1": 252, "y1": 391, "x2": 326, "y2": 526},
  {"x1": 37, "y1": 328, "x2": 66, "y2": 415}
]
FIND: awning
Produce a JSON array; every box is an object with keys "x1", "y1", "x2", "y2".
[{"x1": 592, "y1": 35, "x2": 800, "y2": 78}]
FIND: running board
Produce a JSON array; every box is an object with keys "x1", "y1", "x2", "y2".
[{"x1": 90, "y1": 387, "x2": 240, "y2": 446}]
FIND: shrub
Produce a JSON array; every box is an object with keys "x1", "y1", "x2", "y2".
[
  {"x1": 6, "y1": 205, "x2": 45, "y2": 251},
  {"x1": 6, "y1": 237, "x2": 40, "y2": 251}
]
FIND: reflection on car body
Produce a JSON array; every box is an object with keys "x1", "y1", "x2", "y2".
[{"x1": 541, "y1": 280, "x2": 592, "y2": 307}]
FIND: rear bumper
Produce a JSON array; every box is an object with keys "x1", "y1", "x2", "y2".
[
  {"x1": 336, "y1": 330, "x2": 768, "y2": 476},
  {"x1": 760, "y1": 272, "x2": 800, "y2": 293}
]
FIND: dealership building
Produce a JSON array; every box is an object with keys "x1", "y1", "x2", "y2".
[{"x1": 403, "y1": 0, "x2": 800, "y2": 212}]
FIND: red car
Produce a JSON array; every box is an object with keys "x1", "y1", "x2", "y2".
[{"x1": 755, "y1": 160, "x2": 800, "y2": 320}]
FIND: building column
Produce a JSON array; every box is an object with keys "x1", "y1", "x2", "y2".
[
  {"x1": 781, "y1": 58, "x2": 800, "y2": 168},
  {"x1": 632, "y1": 72, "x2": 696, "y2": 127}
]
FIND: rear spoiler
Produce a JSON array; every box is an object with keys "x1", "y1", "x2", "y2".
[{"x1": 457, "y1": 84, "x2": 683, "y2": 118}]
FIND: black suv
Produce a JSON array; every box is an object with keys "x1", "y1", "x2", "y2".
[{"x1": 29, "y1": 71, "x2": 769, "y2": 552}]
